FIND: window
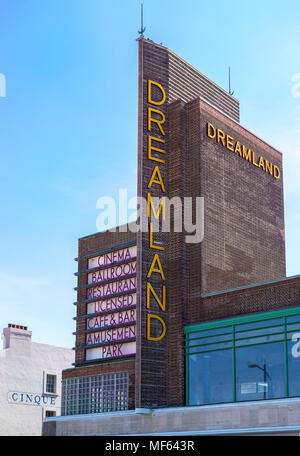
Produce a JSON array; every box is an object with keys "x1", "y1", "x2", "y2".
[
  {"x1": 287, "y1": 315, "x2": 300, "y2": 397},
  {"x1": 188, "y1": 326, "x2": 233, "y2": 406},
  {"x1": 236, "y1": 342, "x2": 285, "y2": 402},
  {"x1": 185, "y1": 307, "x2": 300, "y2": 406},
  {"x1": 46, "y1": 374, "x2": 56, "y2": 394},
  {"x1": 45, "y1": 411, "x2": 56, "y2": 418},
  {"x1": 61, "y1": 372, "x2": 129, "y2": 416},
  {"x1": 189, "y1": 350, "x2": 233, "y2": 406}
]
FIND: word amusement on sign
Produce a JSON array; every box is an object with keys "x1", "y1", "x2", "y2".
[
  {"x1": 146, "y1": 80, "x2": 167, "y2": 343},
  {"x1": 207, "y1": 122, "x2": 281, "y2": 180},
  {"x1": 86, "y1": 325, "x2": 136, "y2": 345}
]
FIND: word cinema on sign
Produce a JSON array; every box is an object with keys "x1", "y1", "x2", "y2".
[{"x1": 85, "y1": 245, "x2": 137, "y2": 362}]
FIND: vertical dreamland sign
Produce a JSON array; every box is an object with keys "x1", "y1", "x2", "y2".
[{"x1": 136, "y1": 38, "x2": 169, "y2": 408}]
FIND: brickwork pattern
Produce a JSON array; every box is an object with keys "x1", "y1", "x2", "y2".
[
  {"x1": 75, "y1": 226, "x2": 136, "y2": 365},
  {"x1": 64, "y1": 39, "x2": 290, "y2": 415},
  {"x1": 136, "y1": 38, "x2": 169, "y2": 409},
  {"x1": 136, "y1": 39, "x2": 286, "y2": 409},
  {"x1": 142, "y1": 40, "x2": 240, "y2": 122},
  {"x1": 186, "y1": 277, "x2": 300, "y2": 326},
  {"x1": 198, "y1": 100, "x2": 285, "y2": 294},
  {"x1": 65, "y1": 225, "x2": 137, "y2": 407}
]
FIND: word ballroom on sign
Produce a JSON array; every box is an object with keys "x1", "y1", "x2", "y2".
[{"x1": 88, "y1": 261, "x2": 136, "y2": 285}]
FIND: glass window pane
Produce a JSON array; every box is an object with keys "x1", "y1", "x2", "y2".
[
  {"x1": 61, "y1": 372, "x2": 129, "y2": 416},
  {"x1": 287, "y1": 332, "x2": 300, "y2": 397},
  {"x1": 189, "y1": 328, "x2": 232, "y2": 340},
  {"x1": 287, "y1": 323, "x2": 300, "y2": 332},
  {"x1": 189, "y1": 350, "x2": 233, "y2": 406},
  {"x1": 189, "y1": 341, "x2": 232, "y2": 354},
  {"x1": 46, "y1": 375, "x2": 56, "y2": 393},
  {"x1": 189, "y1": 333, "x2": 232, "y2": 346},
  {"x1": 287, "y1": 315, "x2": 300, "y2": 324},
  {"x1": 235, "y1": 326, "x2": 283, "y2": 339},
  {"x1": 235, "y1": 318, "x2": 283, "y2": 332},
  {"x1": 236, "y1": 342, "x2": 285, "y2": 402},
  {"x1": 235, "y1": 334, "x2": 283, "y2": 347}
]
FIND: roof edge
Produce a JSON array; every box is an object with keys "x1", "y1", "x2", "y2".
[{"x1": 201, "y1": 274, "x2": 300, "y2": 298}]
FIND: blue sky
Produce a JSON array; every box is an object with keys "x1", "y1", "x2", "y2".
[{"x1": 0, "y1": 0, "x2": 299, "y2": 348}]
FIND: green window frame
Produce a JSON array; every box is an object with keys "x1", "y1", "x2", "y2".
[{"x1": 184, "y1": 306, "x2": 300, "y2": 406}]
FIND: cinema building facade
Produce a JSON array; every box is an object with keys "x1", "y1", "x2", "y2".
[{"x1": 43, "y1": 38, "x2": 300, "y2": 436}]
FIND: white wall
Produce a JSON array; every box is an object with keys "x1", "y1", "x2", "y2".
[{"x1": 0, "y1": 326, "x2": 74, "y2": 436}]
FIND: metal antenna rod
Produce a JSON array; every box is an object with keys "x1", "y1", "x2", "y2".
[{"x1": 138, "y1": 3, "x2": 146, "y2": 37}]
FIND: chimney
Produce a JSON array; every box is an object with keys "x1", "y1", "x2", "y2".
[{"x1": 3, "y1": 324, "x2": 32, "y2": 350}]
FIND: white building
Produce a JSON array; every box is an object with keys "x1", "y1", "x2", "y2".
[{"x1": 0, "y1": 324, "x2": 74, "y2": 436}]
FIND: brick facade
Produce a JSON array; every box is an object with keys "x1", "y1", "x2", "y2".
[
  {"x1": 136, "y1": 37, "x2": 242, "y2": 409},
  {"x1": 62, "y1": 38, "x2": 290, "y2": 414},
  {"x1": 188, "y1": 276, "x2": 300, "y2": 326},
  {"x1": 62, "y1": 224, "x2": 137, "y2": 408},
  {"x1": 136, "y1": 38, "x2": 286, "y2": 409}
]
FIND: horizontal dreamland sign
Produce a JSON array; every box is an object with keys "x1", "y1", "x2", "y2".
[
  {"x1": 86, "y1": 277, "x2": 136, "y2": 300},
  {"x1": 87, "y1": 245, "x2": 137, "y2": 270},
  {"x1": 88, "y1": 261, "x2": 136, "y2": 285},
  {"x1": 86, "y1": 341, "x2": 136, "y2": 361},
  {"x1": 207, "y1": 122, "x2": 281, "y2": 180}
]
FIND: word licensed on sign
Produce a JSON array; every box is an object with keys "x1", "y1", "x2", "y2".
[{"x1": 87, "y1": 293, "x2": 136, "y2": 314}]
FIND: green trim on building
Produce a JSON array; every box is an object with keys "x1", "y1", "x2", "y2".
[
  {"x1": 184, "y1": 307, "x2": 300, "y2": 335},
  {"x1": 185, "y1": 306, "x2": 300, "y2": 407}
]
